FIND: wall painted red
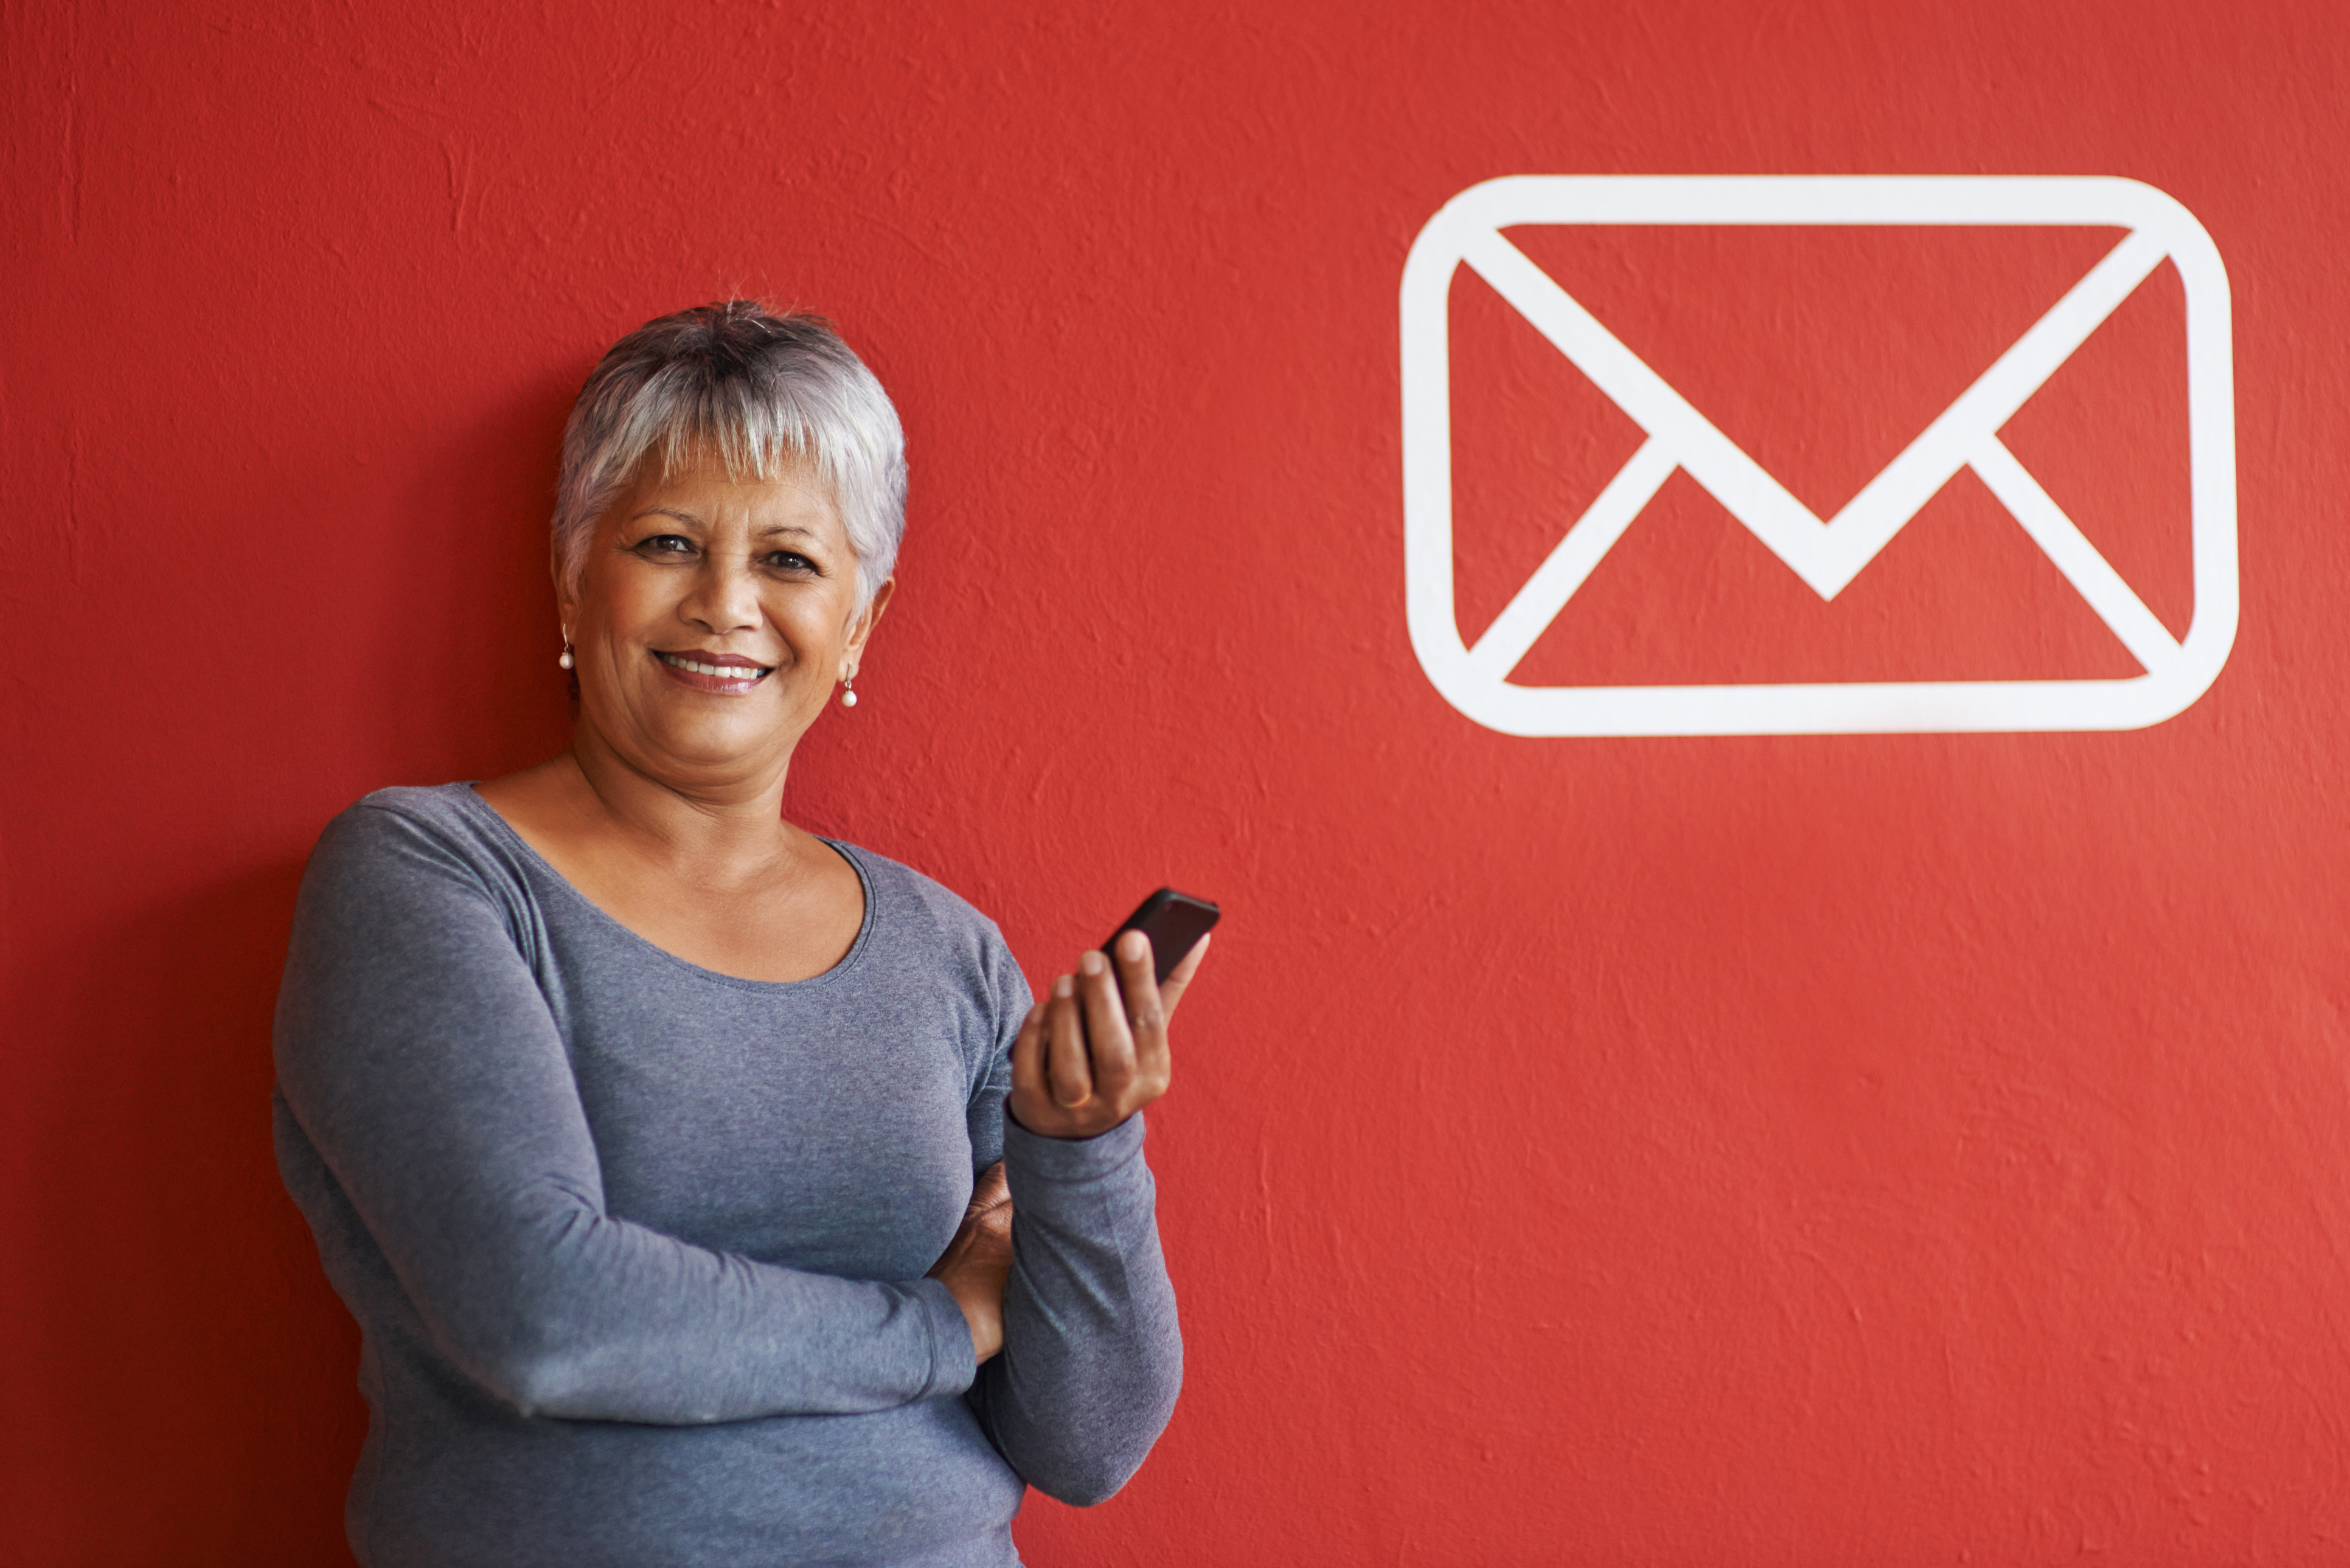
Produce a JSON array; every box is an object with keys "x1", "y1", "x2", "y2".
[{"x1": 4, "y1": 1, "x2": 2348, "y2": 1562}]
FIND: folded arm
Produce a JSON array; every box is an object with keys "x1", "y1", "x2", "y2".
[{"x1": 273, "y1": 804, "x2": 975, "y2": 1423}]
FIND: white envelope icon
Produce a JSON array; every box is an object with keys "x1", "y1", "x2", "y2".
[{"x1": 1399, "y1": 176, "x2": 2237, "y2": 735}]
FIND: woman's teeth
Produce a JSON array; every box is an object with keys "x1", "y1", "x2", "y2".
[{"x1": 659, "y1": 653, "x2": 768, "y2": 679}]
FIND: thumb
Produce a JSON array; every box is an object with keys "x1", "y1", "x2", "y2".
[{"x1": 1158, "y1": 934, "x2": 1212, "y2": 1022}]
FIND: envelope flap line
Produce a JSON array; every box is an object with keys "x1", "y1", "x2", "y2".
[
  {"x1": 1456, "y1": 226, "x2": 1837, "y2": 593},
  {"x1": 1456, "y1": 222, "x2": 2173, "y2": 602}
]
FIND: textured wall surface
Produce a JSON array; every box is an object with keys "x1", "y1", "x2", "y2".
[{"x1": 4, "y1": 1, "x2": 2348, "y2": 1562}]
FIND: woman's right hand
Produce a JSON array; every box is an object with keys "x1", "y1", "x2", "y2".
[{"x1": 926, "y1": 1162, "x2": 1013, "y2": 1362}]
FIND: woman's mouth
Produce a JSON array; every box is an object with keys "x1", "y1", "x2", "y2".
[{"x1": 653, "y1": 651, "x2": 774, "y2": 693}]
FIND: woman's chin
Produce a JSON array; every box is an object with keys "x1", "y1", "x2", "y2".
[{"x1": 597, "y1": 701, "x2": 806, "y2": 780}]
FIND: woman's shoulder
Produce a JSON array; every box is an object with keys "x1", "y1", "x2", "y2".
[
  {"x1": 830, "y1": 840, "x2": 1003, "y2": 942},
  {"x1": 827, "y1": 840, "x2": 1022, "y2": 981},
  {"x1": 833, "y1": 842, "x2": 1032, "y2": 1032},
  {"x1": 304, "y1": 782, "x2": 531, "y2": 900}
]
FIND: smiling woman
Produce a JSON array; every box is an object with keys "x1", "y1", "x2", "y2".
[{"x1": 269, "y1": 303, "x2": 1200, "y2": 1568}]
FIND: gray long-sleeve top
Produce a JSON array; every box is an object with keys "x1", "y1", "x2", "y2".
[{"x1": 271, "y1": 785, "x2": 1181, "y2": 1567}]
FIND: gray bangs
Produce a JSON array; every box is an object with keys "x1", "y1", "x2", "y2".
[{"x1": 552, "y1": 303, "x2": 907, "y2": 608}]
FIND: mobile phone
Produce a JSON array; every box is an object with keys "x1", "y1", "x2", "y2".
[{"x1": 1103, "y1": 889, "x2": 1221, "y2": 985}]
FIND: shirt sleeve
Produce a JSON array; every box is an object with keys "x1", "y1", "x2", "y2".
[
  {"x1": 963, "y1": 936, "x2": 1184, "y2": 1506},
  {"x1": 272, "y1": 802, "x2": 977, "y2": 1424}
]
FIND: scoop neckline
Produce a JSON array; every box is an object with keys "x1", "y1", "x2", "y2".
[{"x1": 448, "y1": 781, "x2": 878, "y2": 994}]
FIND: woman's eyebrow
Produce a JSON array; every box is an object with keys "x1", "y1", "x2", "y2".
[
  {"x1": 629, "y1": 506, "x2": 704, "y2": 527},
  {"x1": 756, "y1": 524, "x2": 819, "y2": 539}
]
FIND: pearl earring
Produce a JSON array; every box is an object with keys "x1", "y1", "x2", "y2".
[
  {"x1": 557, "y1": 627, "x2": 574, "y2": 671},
  {"x1": 840, "y1": 675, "x2": 858, "y2": 709}
]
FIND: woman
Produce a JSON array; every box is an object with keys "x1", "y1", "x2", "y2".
[{"x1": 273, "y1": 302, "x2": 1200, "y2": 1567}]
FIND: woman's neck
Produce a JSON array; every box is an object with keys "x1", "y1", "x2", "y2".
[
  {"x1": 574, "y1": 723, "x2": 804, "y2": 878},
  {"x1": 471, "y1": 723, "x2": 863, "y2": 982},
  {"x1": 476, "y1": 718, "x2": 822, "y2": 903}
]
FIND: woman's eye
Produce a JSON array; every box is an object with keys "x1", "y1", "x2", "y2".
[
  {"x1": 765, "y1": 551, "x2": 819, "y2": 573},
  {"x1": 633, "y1": 534, "x2": 694, "y2": 556}
]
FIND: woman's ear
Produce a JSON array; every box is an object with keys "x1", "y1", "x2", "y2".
[
  {"x1": 844, "y1": 577, "x2": 897, "y2": 668},
  {"x1": 549, "y1": 543, "x2": 574, "y2": 624}
]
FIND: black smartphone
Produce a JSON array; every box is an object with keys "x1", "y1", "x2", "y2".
[{"x1": 1102, "y1": 888, "x2": 1221, "y2": 985}]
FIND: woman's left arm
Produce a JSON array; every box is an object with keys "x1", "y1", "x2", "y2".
[{"x1": 967, "y1": 932, "x2": 1205, "y2": 1507}]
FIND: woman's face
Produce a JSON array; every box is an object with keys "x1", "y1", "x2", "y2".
[{"x1": 558, "y1": 451, "x2": 888, "y2": 790}]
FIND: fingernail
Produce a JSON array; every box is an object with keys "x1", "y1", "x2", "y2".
[
  {"x1": 1122, "y1": 931, "x2": 1149, "y2": 962},
  {"x1": 1079, "y1": 951, "x2": 1105, "y2": 977},
  {"x1": 1054, "y1": 974, "x2": 1074, "y2": 998}
]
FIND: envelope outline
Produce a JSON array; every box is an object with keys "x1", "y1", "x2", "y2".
[{"x1": 1399, "y1": 176, "x2": 2237, "y2": 736}]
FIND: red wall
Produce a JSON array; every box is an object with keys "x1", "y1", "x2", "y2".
[{"x1": 5, "y1": 2, "x2": 2348, "y2": 1562}]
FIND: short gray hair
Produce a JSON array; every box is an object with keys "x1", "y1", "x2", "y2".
[{"x1": 553, "y1": 302, "x2": 906, "y2": 608}]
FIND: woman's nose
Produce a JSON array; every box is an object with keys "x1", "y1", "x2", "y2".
[{"x1": 680, "y1": 556, "x2": 762, "y2": 633}]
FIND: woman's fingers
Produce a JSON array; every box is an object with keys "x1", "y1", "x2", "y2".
[
  {"x1": 1045, "y1": 974, "x2": 1094, "y2": 1108},
  {"x1": 968, "y1": 1161, "x2": 1010, "y2": 1217},
  {"x1": 926, "y1": 1167, "x2": 1014, "y2": 1364},
  {"x1": 1108, "y1": 932, "x2": 1169, "y2": 1097},
  {"x1": 1081, "y1": 949, "x2": 1139, "y2": 1103},
  {"x1": 1008, "y1": 931, "x2": 1202, "y2": 1139}
]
